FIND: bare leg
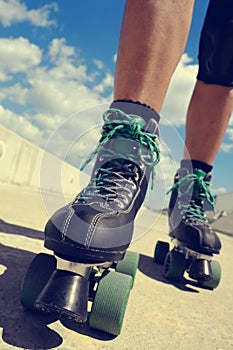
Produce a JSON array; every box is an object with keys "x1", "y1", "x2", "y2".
[
  {"x1": 183, "y1": 81, "x2": 233, "y2": 164},
  {"x1": 114, "y1": 0, "x2": 194, "y2": 112},
  {"x1": 168, "y1": 80, "x2": 231, "y2": 267}
]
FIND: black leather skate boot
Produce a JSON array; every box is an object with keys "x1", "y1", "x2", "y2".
[
  {"x1": 168, "y1": 166, "x2": 221, "y2": 282},
  {"x1": 168, "y1": 167, "x2": 221, "y2": 254},
  {"x1": 22, "y1": 102, "x2": 161, "y2": 330},
  {"x1": 44, "y1": 101, "x2": 160, "y2": 263}
]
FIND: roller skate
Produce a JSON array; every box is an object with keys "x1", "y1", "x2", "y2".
[
  {"x1": 21, "y1": 101, "x2": 160, "y2": 335},
  {"x1": 154, "y1": 166, "x2": 222, "y2": 290}
]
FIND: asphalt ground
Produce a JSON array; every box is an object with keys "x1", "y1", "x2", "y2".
[{"x1": 0, "y1": 183, "x2": 232, "y2": 350}]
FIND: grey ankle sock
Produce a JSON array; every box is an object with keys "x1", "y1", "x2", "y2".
[
  {"x1": 110, "y1": 100, "x2": 160, "y2": 124},
  {"x1": 181, "y1": 159, "x2": 213, "y2": 173}
]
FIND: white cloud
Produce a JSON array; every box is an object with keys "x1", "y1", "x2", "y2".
[
  {"x1": 0, "y1": 37, "x2": 112, "y2": 154},
  {"x1": 228, "y1": 114, "x2": 233, "y2": 126},
  {"x1": 0, "y1": 0, "x2": 58, "y2": 27},
  {"x1": 0, "y1": 37, "x2": 42, "y2": 81},
  {"x1": 0, "y1": 105, "x2": 43, "y2": 142},
  {"x1": 226, "y1": 127, "x2": 233, "y2": 140},
  {"x1": 161, "y1": 54, "x2": 198, "y2": 126},
  {"x1": 47, "y1": 39, "x2": 100, "y2": 85},
  {"x1": 113, "y1": 54, "x2": 117, "y2": 63},
  {"x1": 93, "y1": 73, "x2": 114, "y2": 93},
  {"x1": 48, "y1": 38, "x2": 76, "y2": 64},
  {"x1": 221, "y1": 143, "x2": 233, "y2": 153},
  {"x1": 93, "y1": 59, "x2": 104, "y2": 70},
  {"x1": 0, "y1": 83, "x2": 28, "y2": 104},
  {"x1": 220, "y1": 127, "x2": 233, "y2": 153},
  {"x1": 25, "y1": 65, "x2": 108, "y2": 117},
  {"x1": 0, "y1": 71, "x2": 10, "y2": 83},
  {"x1": 212, "y1": 187, "x2": 228, "y2": 195}
]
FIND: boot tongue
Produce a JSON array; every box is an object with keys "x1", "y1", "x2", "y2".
[
  {"x1": 193, "y1": 168, "x2": 207, "y2": 177},
  {"x1": 192, "y1": 169, "x2": 207, "y2": 199},
  {"x1": 179, "y1": 167, "x2": 208, "y2": 180},
  {"x1": 177, "y1": 167, "x2": 208, "y2": 199},
  {"x1": 110, "y1": 138, "x2": 139, "y2": 157}
]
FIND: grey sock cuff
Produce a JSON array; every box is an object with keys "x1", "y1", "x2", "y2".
[
  {"x1": 110, "y1": 101, "x2": 160, "y2": 124},
  {"x1": 181, "y1": 159, "x2": 213, "y2": 174}
]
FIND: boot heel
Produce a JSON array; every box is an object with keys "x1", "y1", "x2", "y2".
[{"x1": 35, "y1": 269, "x2": 89, "y2": 322}]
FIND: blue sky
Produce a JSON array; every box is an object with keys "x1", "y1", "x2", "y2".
[{"x1": 0, "y1": 0, "x2": 232, "y2": 205}]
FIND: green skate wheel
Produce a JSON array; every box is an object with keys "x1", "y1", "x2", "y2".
[
  {"x1": 153, "y1": 241, "x2": 170, "y2": 264},
  {"x1": 197, "y1": 261, "x2": 221, "y2": 290},
  {"x1": 21, "y1": 253, "x2": 57, "y2": 311},
  {"x1": 163, "y1": 250, "x2": 186, "y2": 282},
  {"x1": 115, "y1": 251, "x2": 139, "y2": 286},
  {"x1": 89, "y1": 271, "x2": 133, "y2": 335}
]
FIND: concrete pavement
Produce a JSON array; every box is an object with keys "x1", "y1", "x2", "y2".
[
  {"x1": 212, "y1": 212, "x2": 233, "y2": 237},
  {"x1": 0, "y1": 182, "x2": 232, "y2": 350}
]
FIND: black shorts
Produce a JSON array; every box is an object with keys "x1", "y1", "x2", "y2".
[{"x1": 197, "y1": 0, "x2": 233, "y2": 87}]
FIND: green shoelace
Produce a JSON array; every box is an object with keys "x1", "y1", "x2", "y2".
[
  {"x1": 79, "y1": 108, "x2": 160, "y2": 201},
  {"x1": 167, "y1": 169, "x2": 215, "y2": 224}
]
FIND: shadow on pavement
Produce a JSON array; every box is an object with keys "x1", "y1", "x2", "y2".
[
  {"x1": 138, "y1": 253, "x2": 200, "y2": 293},
  {"x1": 0, "y1": 219, "x2": 44, "y2": 240},
  {"x1": 0, "y1": 223, "x2": 118, "y2": 349},
  {"x1": 0, "y1": 243, "x2": 62, "y2": 349},
  {"x1": 61, "y1": 318, "x2": 116, "y2": 341}
]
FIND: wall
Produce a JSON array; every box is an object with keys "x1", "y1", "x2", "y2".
[{"x1": 0, "y1": 124, "x2": 89, "y2": 195}]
